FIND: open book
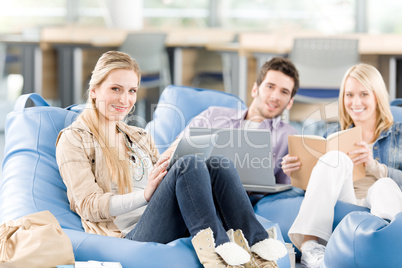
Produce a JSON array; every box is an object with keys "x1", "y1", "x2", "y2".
[{"x1": 288, "y1": 126, "x2": 365, "y2": 190}]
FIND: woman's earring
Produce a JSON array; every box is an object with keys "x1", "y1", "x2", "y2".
[{"x1": 129, "y1": 105, "x2": 136, "y2": 115}]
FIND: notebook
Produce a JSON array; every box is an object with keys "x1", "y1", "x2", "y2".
[{"x1": 189, "y1": 127, "x2": 292, "y2": 193}]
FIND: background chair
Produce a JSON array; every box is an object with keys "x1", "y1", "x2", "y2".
[
  {"x1": 290, "y1": 38, "x2": 359, "y2": 103},
  {"x1": 119, "y1": 32, "x2": 171, "y2": 93},
  {"x1": 119, "y1": 33, "x2": 171, "y2": 123},
  {"x1": 191, "y1": 34, "x2": 239, "y2": 93}
]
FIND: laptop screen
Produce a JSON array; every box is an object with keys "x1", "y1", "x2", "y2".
[{"x1": 189, "y1": 127, "x2": 276, "y2": 188}]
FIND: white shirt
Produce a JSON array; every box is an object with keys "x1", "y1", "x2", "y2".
[{"x1": 111, "y1": 146, "x2": 154, "y2": 236}]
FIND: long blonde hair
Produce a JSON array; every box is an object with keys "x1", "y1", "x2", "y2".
[
  {"x1": 79, "y1": 51, "x2": 141, "y2": 194},
  {"x1": 339, "y1": 63, "x2": 393, "y2": 140}
]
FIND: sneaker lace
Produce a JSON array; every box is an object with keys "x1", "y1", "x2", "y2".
[
  {"x1": 215, "y1": 255, "x2": 245, "y2": 268},
  {"x1": 251, "y1": 253, "x2": 278, "y2": 268},
  {"x1": 307, "y1": 244, "x2": 325, "y2": 260}
]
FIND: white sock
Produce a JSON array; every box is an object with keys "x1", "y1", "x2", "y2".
[{"x1": 215, "y1": 242, "x2": 250, "y2": 265}]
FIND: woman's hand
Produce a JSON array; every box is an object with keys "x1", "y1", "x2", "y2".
[
  {"x1": 348, "y1": 141, "x2": 374, "y2": 167},
  {"x1": 281, "y1": 154, "x2": 301, "y2": 177},
  {"x1": 144, "y1": 156, "x2": 170, "y2": 202}
]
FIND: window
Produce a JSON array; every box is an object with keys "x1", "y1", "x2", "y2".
[
  {"x1": 0, "y1": 1, "x2": 67, "y2": 34},
  {"x1": 367, "y1": 0, "x2": 402, "y2": 33},
  {"x1": 220, "y1": 0, "x2": 356, "y2": 34},
  {"x1": 2, "y1": 1, "x2": 402, "y2": 37},
  {"x1": 143, "y1": 0, "x2": 210, "y2": 28}
]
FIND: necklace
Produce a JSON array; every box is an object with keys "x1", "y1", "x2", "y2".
[{"x1": 116, "y1": 125, "x2": 145, "y2": 181}]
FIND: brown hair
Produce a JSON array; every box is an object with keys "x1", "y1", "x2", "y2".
[{"x1": 256, "y1": 57, "x2": 299, "y2": 97}]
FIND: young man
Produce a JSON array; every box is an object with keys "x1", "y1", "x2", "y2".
[{"x1": 166, "y1": 57, "x2": 299, "y2": 185}]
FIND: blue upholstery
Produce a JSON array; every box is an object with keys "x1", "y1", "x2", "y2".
[
  {"x1": 146, "y1": 85, "x2": 246, "y2": 154},
  {"x1": 0, "y1": 87, "x2": 289, "y2": 267},
  {"x1": 390, "y1": 98, "x2": 402, "y2": 106},
  {"x1": 254, "y1": 101, "x2": 402, "y2": 265},
  {"x1": 253, "y1": 188, "x2": 368, "y2": 259},
  {"x1": 390, "y1": 98, "x2": 402, "y2": 122},
  {"x1": 296, "y1": 88, "x2": 339, "y2": 99},
  {"x1": 323, "y1": 212, "x2": 402, "y2": 267}
]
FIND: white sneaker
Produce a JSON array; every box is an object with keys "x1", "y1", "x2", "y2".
[{"x1": 300, "y1": 240, "x2": 325, "y2": 268}]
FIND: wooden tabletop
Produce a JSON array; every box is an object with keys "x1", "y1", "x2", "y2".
[
  {"x1": 237, "y1": 32, "x2": 402, "y2": 56},
  {"x1": 5, "y1": 26, "x2": 402, "y2": 57},
  {"x1": 38, "y1": 26, "x2": 236, "y2": 49}
]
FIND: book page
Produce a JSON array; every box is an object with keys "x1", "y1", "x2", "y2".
[
  {"x1": 326, "y1": 126, "x2": 365, "y2": 181},
  {"x1": 288, "y1": 126, "x2": 365, "y2": 189},
  {"x1": 291, "y1": 134, "x2": 326, "y2": 140},
  {"x1": 288, "y1": 135, "x2": 326, "y2": 190},
  {"x1": 326, "y1": 128, "x2": 350, "y2": 140}
]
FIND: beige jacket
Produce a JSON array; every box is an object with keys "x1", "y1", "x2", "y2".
[{"x1": 55, "y1": 118, "x2": 159, "y2": 238}]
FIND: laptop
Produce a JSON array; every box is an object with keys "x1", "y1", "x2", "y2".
[
  {"x1": 189, "y1": 127, "x2": 292, "y2": 193},
  {"x1": 167, "y1": 134, "x2": 217, "y2": 170}
]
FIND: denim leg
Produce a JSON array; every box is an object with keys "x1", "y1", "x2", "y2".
[
  {"x1": 124, "y1": 159, "x2": 188, "y2": 243},
  {"x1": 206, "y1": 155, "x2": 268, "y2": 246},
  {"x1": 173, "y1": 155, "x2": 230, "y2": 246},
  {"x1": 125, "y1": 154, "x2": 229, "y2": 246}
]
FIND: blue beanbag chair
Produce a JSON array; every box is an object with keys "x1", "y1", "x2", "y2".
[{"x1": 1, "y1": 87, "x2": 289, "y2": 267}]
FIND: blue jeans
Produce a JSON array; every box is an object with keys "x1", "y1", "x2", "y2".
[{"x1": 125, "y1": 155, "x2": 268, "y2": 246}]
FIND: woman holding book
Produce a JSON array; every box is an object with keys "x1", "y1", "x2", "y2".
[
  {"x1": 56, "y1": 51, "x2": 287, "y2": 268},
  {"x1": 281, "y1": 63, "x2": 402, "y2": 268}
]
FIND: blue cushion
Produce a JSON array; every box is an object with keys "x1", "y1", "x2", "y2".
[
  {"x1": 146, "y1": 85, "x2": 246, "y2": 154},
  {"x1": 297, "y1": 88, "x2": 339, "y2": 99},
  {"x1": 323, "y1": 211, "x2": 402, "y2": 267},
  {"x1": 254, "y1": 187, "x2": 369, "y2": 260},
  {"x1": 0, "y1": 90, "x2": 290, "y2": 268},
  {"x1": 254, "y1": 188, "x2": 370, "y2": 238},
  {"x1": 391, "y1": 106, "x2": 402, "y2": 122},
  {"x1": 0, "y1": 94, "x2": 82, "y2": 230}
]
